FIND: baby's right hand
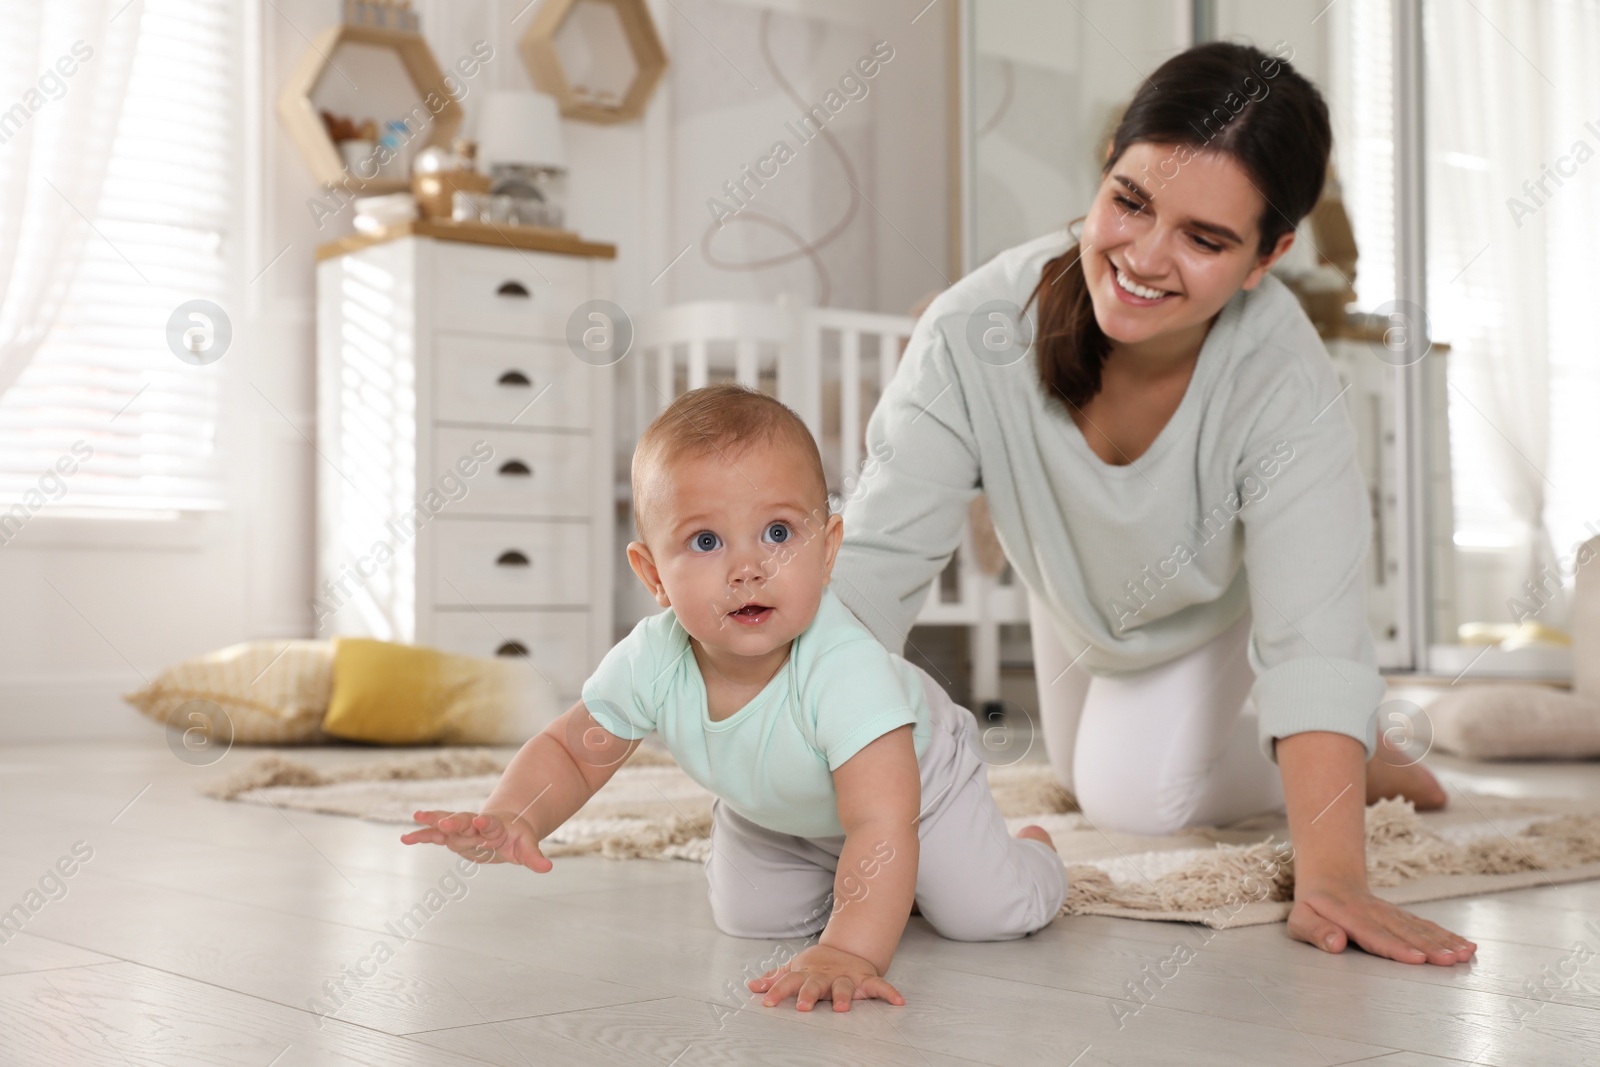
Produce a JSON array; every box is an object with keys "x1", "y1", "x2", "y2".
[{"x1": 401, "y1": 809, "x2": 552, "y2": 873}]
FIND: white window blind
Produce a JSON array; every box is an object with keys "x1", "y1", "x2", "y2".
[
  {"x1": 1329, "y1": 0, "x2": 1396, "y2": 316},
  {"x1": 0, "y1": 0, "x2": 233, "y2": 513}
]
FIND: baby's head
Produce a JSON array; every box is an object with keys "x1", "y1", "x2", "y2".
[{"x1": 625, "y1": 383, "x2": 843, "y2": 660}]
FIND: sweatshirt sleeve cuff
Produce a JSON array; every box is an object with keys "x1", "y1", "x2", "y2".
[{"x1": 1252, "y1": 657, "x2": 1383, "y2": 763}]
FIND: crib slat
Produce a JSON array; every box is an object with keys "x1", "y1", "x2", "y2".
[
  {"x1": 841, "y1": 329, "x2": 860, "y2": 481},
  {"x1": 880, "y1": 334, "x2": 900, "y2": 387},
  {"x1": 735, "y1": 339, "x2": 759, "y2": 388},
  {"x1": 792, "y1": 312, "x2": 823, "y2": 441},
  {"x1": 657, "y1": 341, "x2": 674, "y2": 412},
  {"x1": 688, "y1": 340, "x2": 708, "y2": 390},
  {"x1": 632, "y1": 342, "x2": 648, "y2": 440}
]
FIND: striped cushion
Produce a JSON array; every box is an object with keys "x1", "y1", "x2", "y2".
[{"x1": 124, "y1": 640, "x2": 334, "y2": 744}]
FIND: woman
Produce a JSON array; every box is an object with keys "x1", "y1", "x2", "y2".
[{"x1": 830, "y1": 41, "x2": 1475, "y2": 966}]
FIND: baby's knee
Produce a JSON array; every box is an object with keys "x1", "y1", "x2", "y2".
[
  {"x1": 707, "y1": 882, "x2": 829, "y2": 941},
  {"x1": 925, "y1": 899, "x2": 1059, "y2": 942},
  {"x1": 926, "y1": 910, "x2": 1032, "y2": 942},
  {"x1": 920, "y1": 851, "x2": 1065, "y2": 942}
]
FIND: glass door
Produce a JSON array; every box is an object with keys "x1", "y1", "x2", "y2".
[{"x1": 961, "y1": 0, "x2": 1191, "y2": 271}]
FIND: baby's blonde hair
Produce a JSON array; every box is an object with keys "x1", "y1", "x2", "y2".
[{"x1": 631, "y1": 383, "x2": 828, "y2": 542}]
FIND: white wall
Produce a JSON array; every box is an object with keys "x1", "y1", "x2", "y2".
[{"x1": 0, "y1": 0, "x2": 950, "y2": 741}]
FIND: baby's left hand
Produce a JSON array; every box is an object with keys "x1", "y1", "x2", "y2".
[{"x1": 747, "y1": 944, "x2": 905, "y2": 1012}]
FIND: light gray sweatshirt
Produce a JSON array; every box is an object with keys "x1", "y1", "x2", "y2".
[{"x1": 831, "y1": 228, "x2": 1384, "y2": 762}]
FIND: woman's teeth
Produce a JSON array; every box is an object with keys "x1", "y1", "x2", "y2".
[{"x1": 1114, "y1": 264, "x2": 1171, "y2": 300}]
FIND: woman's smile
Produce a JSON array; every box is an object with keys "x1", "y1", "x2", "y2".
[{"x1": 1108, "y1": 256, "x2": 1178, "y2": 306}]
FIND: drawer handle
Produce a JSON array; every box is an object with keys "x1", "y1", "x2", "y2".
[
  {"x1": 495, "y1": 550, "x2": 530, "y2": 567},
  {"x1": 495, "y1": 641, "x2": 529, "y2": 657},
  {"x1": 498, "y1": 460, "x2": 532, "y2": 476},
  {"x1": 496, "y1": 280, "x2": 531, "y2": 298},
  {"x1": 497, "y1": 370, "x2": 532, "y2": 387}
]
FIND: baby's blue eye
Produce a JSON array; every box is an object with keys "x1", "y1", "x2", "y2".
[
  {"x1": 690, "y1": 531, "x2": 721, "y2": 553},
  {"x1": 764, "y1": 522, "x2": 791, "y2": 544}
]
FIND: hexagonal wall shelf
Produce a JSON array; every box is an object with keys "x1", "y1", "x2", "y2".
[
  {"x1": 278, "y1": 23, "x2": 465, "y2": 193},
  {"x1": 519, "y1": 0, "x2": 667, "y2": 124}
]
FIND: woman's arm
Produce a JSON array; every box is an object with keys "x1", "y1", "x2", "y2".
[
  {"x1": 1277, "y1": 730, "x2": 1476, "y2": 964},
  {"x1": 1229, "y1": 329, "x2": 1475, "y2": 964},
  {"x1": 832, "y1": 318, "x2": 981, "y2": 650}
]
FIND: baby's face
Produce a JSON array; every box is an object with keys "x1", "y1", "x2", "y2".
[{"x1": 628, "y1": 440, "x2": 842, "y2": 662}]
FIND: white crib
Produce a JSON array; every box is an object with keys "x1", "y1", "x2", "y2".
[{"x1": 625, "y1": 299, "x2": 1029, "y2": 705}]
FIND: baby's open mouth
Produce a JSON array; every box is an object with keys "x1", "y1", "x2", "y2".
[{"x1": 727, "y1": 603, "x2": 773, "y2": 623}]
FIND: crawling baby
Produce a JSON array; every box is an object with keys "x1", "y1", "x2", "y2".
[{"x1": 402, "y1": 383, "x2": 1065, "y2": 1012}]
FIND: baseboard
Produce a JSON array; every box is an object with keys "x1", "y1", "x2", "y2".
[{"x1": 0, "y1": 672, "x2": 151, "y2": 743}]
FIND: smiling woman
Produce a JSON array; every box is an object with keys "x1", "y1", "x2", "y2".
[
  {"x1": 832, "y1": 40, "x2": 1480, "y2": 970},
  {"x1": 1027, "y1": 42, "x2": 1329, "y2": 422}
]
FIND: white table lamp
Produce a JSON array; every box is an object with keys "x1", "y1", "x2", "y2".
[{"x1": 477, "y1": 90, "x2": 567, "y2": 173}]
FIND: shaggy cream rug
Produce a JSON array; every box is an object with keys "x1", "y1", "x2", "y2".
[{"x1": 203, "y1": 747, "x2": 1600, "y2": 929}]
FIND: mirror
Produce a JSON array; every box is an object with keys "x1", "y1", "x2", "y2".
[{"x1": 967, "y1": 0, "x2": 1189, "y2": 269}]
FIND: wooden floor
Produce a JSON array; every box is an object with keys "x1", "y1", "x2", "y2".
[{"x1": 3, "y1": 736, "x2": 1599, "y2": 1066}]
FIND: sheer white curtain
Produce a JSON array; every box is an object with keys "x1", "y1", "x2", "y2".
[
  {"x1": 1426, "y1": 0, "x2": 1600, "y2": 624},
  {"x1": 0, "y1": 1, "x2": 142, "y2": 399},
  {"x1": 1539, "y1": 0, "x2": 1600, "y2": 588}
]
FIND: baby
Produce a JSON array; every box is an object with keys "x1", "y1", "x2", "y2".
[{"x1": 402, "y1": 383, "x2": 1066, "y2": 1012}]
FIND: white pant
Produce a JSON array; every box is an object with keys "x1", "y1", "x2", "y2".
[{"x1": 1027, "y1": 594, "x2": 1286, "y2": 836}]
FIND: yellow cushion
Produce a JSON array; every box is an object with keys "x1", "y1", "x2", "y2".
[
  {"x1": 322, "y1": 637, "x2": 558, "y2": 745},
  {"x1": 123, "y1": 640, "x2": 334, "y2": 744}
]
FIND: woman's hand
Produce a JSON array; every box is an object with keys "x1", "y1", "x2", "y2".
[
  {"x1": 747, "y1": 944, "x2": 906, "y2": 1012},
  {"x1": 1288, "y1": 879, "x2": 1477, "y2": 965},
  {"x1": 401, "y1": 809, "x2": 552, "y2": 873},
  {"x1": 1274, "y1": 732, "x2": 1477, "y2": 967}
]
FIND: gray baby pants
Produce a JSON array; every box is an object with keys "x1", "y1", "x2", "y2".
[{"x1": 704, "y1": 660, "x2": 1067, "y2": 943}]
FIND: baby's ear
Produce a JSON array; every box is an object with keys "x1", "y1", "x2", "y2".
[
  {"x1": 819, "y1": 512, "x2": 845, "y2": 580},
  {"x1": 626, "y1": 541, "x2": 671, "y2": 607}
]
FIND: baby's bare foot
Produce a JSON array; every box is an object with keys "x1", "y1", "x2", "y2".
[
  {"x1": 1367, "y1": 733, "x2": 1447, "y2": 810},
  {"x1": 1017, "y1": 824, "x2": 1055, "y2": 852}
]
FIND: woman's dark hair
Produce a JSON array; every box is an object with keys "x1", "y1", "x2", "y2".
[{"x1": 1025, "y1": 41, "x2": 1332, "y2": 411}]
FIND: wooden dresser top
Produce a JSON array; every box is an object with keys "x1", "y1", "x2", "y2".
[{"x1": 316, "y1": 219, "x2": 617, "y2": 262}]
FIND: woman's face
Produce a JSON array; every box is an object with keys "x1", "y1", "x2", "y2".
[{"x1": 1079, "y1": 141, "x2": 1294, "y2": 350}]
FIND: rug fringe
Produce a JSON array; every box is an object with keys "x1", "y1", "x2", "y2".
[
  {"x1": 1063, "y1": 797, "x2": 1600, "y2": 916},
  {"x1": 201, "y1": 744, "x2": 681, "y2": 800},
  {"x1": 200, "y1": 750, "x2": 508, "y2": 798}
]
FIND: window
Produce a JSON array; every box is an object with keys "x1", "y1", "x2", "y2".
[
  {"x1": 0, "y1": 0, "x2": 235, "y2": 514},
  {"x1": 1423, "y1": 0, "x2": 1600, "y2": 651},
  {"x1": 1110, "y1": 0, "x2": 1596, "y2": 675}
]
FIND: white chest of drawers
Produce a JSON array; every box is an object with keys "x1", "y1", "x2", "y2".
[{"x1": 314, "y1": 226, "x2": 617, "y2": 707}]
